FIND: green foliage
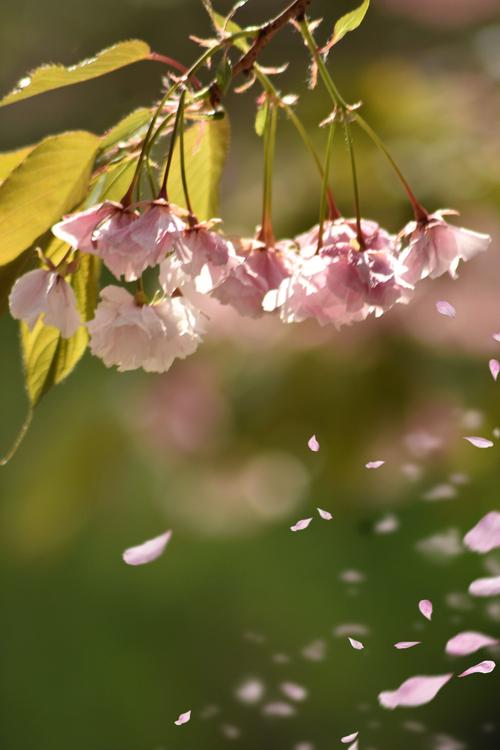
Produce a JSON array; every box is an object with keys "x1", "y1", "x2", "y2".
[
  {"x1": 0, "y1": 145, "x2": 35, "y2": 183},
  {"x1": 329, "y1": 0, "x2": 370, "y2": 48},
  {"x1": 168, "y1": 117, "x2": 230, "y2": 221},
  {"x1": 99, "y1": 108, "x2": 151, "y2": 153},
  {"x1": 0, "y1": 131, "x2": 100, "y2": 266},
  {"x1": 0, "y1": 40, "x2": 151, "y2": 108}
]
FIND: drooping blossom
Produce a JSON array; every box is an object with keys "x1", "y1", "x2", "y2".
[
  {"x1": 264, "y1": 218, "x2": 411, "y2": 328},
  {"x1": 378, "y1": 673, "x2": 453, "y2": 710},
  {"x1": 290, "y1": 517, "x2": 313, "y2": 532},
  {"x1": 52, "y1": 201, "x2": 122, "y2": 252},
  {"x1": 436, "y1": 300, "x2": 456, "y2": 318},
  {"x1": 469, "y1": 575, "x2": 500, "y2": 597},
  {"x1": 9, "y1": 268, "x2": 81, "y2": 338},
  {"x1": 308, "y1": 435, "x2": 320, "y2": 452},
  {"x1": 419, "y1": 599, "x2": 433, "y2": 621},
  {"x1": 464, "y1": 436, "x2": 494, "y2": 448},
  {"x1": 399, "y1": 210, "x2": 491, "y2": 284},
  {"x1": 459, "y1": 660, "x2": 496, "y2": 678},
  {"x1": 317, "y1": 507, "x2": 333, "y2": 520},
  {"x1": 489, "y1": 359, "x2": 500, "y2": 382},
  {"x1": 174, "y1": 710, "x2": 191, "y2": 726},
  {"x1": 395, "y1": 641, "x2": 421, "y2": 650},
  {"x1": 88, "y1": 286, "x2": 204, "y2": 373},
  {"x1": 122, "y1": 530, "x2": 172, "y2": 566},
  {"x1": 445, "y1": 631, "x2": 498, "y2": 656},
  {"x1": 172, "y1": 220, "x2": 241, "y2": 293},
  {"x1": 464, "y1": 511, "x2": 500, "y2": 553},
  {"x1": 213, "y1": 237, "x2": 297, "y2": 318}
]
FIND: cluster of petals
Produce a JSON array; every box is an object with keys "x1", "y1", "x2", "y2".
[{"x1": 9, "y1": 268, "x2": 81, "y2": 338}]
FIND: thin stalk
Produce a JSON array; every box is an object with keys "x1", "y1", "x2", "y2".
[
  {"x1": 344, "y1": 120, "x2": 364, "y2": 248},
  {"x1": 159, "y1": 89, "x2": 186, "y2": 201},
  {"x1": 317, "y1": 120, "x2": 336, "y2": 252},
  {"x1": 178, "y1": 103, "x2": 194, "y2": 217},
  {"x1": 258, "y1": 99, "x2": 278, "y2": 246}
]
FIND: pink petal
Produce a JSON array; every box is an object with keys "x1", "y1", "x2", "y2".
[
  {"x1": 419, "y1": 599, "x2": 433, "y2": 621},
  {"x1": 348, "y1": 637, "x2": 364, "y2": 650},
  {"x1": 341, "y1": 732, "x2": 359, "y2": 744},
  {"x1": 122, "y1": 530, "x2": 172, "y2": 566},
  {"x1": 317, "y1": 507, "x2": 333, "y2": 520},
  {"x1": 395, "y1": 641, "x2": 421, "y2": 650},
  {"x1": 365, "y1": 460, "x2": 385, "y2": 469},
  {"x1": 493, "y1": 333, "x2": 500, "y2": 343},
  {"x1": 436, "y1": 300, "x2": 456, "y2": 318},
  {"x1": 262, "y1": 701, "x2": 296, "y2": 717},
  {"x1": 280, "y1": 682, "x2": 308, "y2": 702},
  {"x1": 378, "y1": 673, "x2": 453, "y2": 710},
  {"x1": 489, "y1": 359, "x2": 500, "y2": 382},
  {"x1": 469, "y1": 575, "x2": 500, "y2": 597},
  {"x1": 308, "y1": 435, "x2": 320, "y2": 452},
  {"x1": 290, "y1": 517, "x2": 313, "y2": 532},
  {"x1": 445, "y1": 631, "x2": 498, "y2": 656},
  {"x1": 464, "y1": 436, "x2": 494, "y2": 448},
  {"x1": 174, "y1": 710, "x2": 191, "y2": 726},
  {"x1": 459, "y1": 660, "x2": 496, "y2": 678},
  {"x1": 464, "y1": 511, "x2": 500, "y2": 553}
]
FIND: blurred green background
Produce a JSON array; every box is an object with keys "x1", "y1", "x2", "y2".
[{"x1": 1, "y1": 1, "x2": 500, "y2": 748}]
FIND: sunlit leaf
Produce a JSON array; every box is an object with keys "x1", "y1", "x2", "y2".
[
  {"x1": 167, "y1": 116, "x2": 230, "y2": 220},
  {"x1": 0, "y1": 131, "x2": 100, "y2": 266},
  {"x1": 0, "y1": 40, "x2": 151, "y2": 108},
  {"x1": 99, "y1": 108, "x2": 151, "y2": 152},
  {"x1": 0, "y1": 145, "x2": 35, "y2": 183},
  {"x1": 328, "y1": 0, "x2": 370, "y2": 48}
]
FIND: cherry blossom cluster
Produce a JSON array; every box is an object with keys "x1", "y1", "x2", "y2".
[{"x1": 8, "y1": 199, "x2": 491, "y2": 373}]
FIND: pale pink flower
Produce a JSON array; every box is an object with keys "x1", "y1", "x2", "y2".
[
  {"x1": 87, "y1": 286, "x2": 204, "y2": 373},
  {"x1": 173, "y1": 222, "x2": 241, "y2": 293},
  {"x1": 265, "y1": 219, "x2": 410, "y2": 328},
  {"x1": 213, "y1": 238, "x2": 297, "y2": 318},
  {"x1": 378, "y1": 673, "x2": 453, "y2": 710},
  {"x1": 52, "y1": 201, "x2": 121, "y2": 252},
  {"x1": 400, "y1": 210, "x2": 491, "y2": 284},
  {"x1": 9, "y1": 268, "x2": 81, "y2": 338}
]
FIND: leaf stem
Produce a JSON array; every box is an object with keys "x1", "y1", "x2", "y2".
[
  {"x1": 178, "y1": 101, "x2": 194, "y2": 218},
  {"x1": 317, "y1": 120, "x2": 336, "y2": 252},
  {"x1": 159, "y1": 89, "x2": 186, "y2": 201},
  {"x1": 258, "y1": 98, "x2": 278, "y2": 246},
  {"x1": 343, "y1": 119, "x2": 364, "y2": 249}
]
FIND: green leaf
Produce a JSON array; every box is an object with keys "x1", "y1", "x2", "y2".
[
  {"x1": 99, "y1": 107, "x2": 151, "y2": 152},
  {"x1": 0, "y1": 145, "x2": 35, "y2": 183},
  {"x1": 0, "y1": 131, "x2": 100, "y2": 266},
  {"x1": 329, "y1": 0, "x2": 370, "y2": 47},
  {"x1": 0, "y1": 40, "x2": 151, "y2": 108},
  {"x1": 255, "y1": 101, "x2": 268, "y2": 137},
  {"x1": 167, "y1": 116, "x2": 230, "y2": 221},
  {"x1": 21, "y1": 252, "x2": 99, "y2": 406}
]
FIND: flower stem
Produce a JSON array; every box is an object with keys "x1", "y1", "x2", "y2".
[
  {"x1": 343, "y1": 120, "x2": 365, "y2": 249},
  {"x1": 178, "y1": 101, "x2": 195, "y2": 218},
  {"x1": 159, "y1": 89, "x2": 186, "y2": 201},
  {"x1": 317, "y1": 120, "x2": 336, "y2": 252},
  {"x1": 258, "y1": 98, "x2": 278, "y2": 246}
]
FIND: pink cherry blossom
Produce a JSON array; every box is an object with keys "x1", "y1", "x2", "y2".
[
  {"x1": 290, "y1": 517, "x2": 313, "y2": 532},
  {"x1": 395, "y1": 641, "x2": 421, "y2": 650},
  {"x1": 9, "y1": 268, "x2": 81, "y2": 338},
  {"x1": 366, "y1": 460, "x2": 385, "y2": 469},
  {"x1": 464, "y1": 511, "x2": 500, "y2": 553},
  {"x1": 445, "y1": 631, "x2": 498, "y2": 656},
  {"x1": 464, "y1": 436, "x2": 494, "y2": 448},
  {"x1": 317, "y1": 507, "x2": 332, "y2": 520},
  {"x1": 489, "y1": 359, "x2": 500, "y2": 382},
  {"x1": 122, "y1": 530, "x2": 172, "y2": 565},
  {"x1": 52, "y1": 201, "x2": 122, "y2": 252},
  {"x1": 264, "y1": 219, "x2": 410, "y2": 329},
  {"x1": 399, "y1": 210, "x2": 491, "y2": 284},
  {"x1": 213, "y1": 238, "x2": 297, "y2": 318},
  {"x1": 348, "y1": 637, "x2": 364, "y2": 650},
  {"x1": 173, "y1": 222, "x2": 241, "y2": 293},
  {"x1": 308, "y1": 435, "x2": 320, "y2": 452},
  {"x1": 174, "y1": 710, "x2": 191, "y2": 726},
  {"x1": 419, "y1": 599, "x2": 433, "y2": 621},
  {"x1": 459, "y1": 660, "x2": 496, "y2": 678},
  {"x1": 378, "y1": 673, "x2": 453, "y2": 710},
  {"x1": 469, "y1": 575, "x2": 500, "y2": 597},
  {"x1": 436, "y1": 300, "x2": 456, "y2": 318},
  {"x1": 88, "y1": 286, "x2": 204, "y2": 373}
]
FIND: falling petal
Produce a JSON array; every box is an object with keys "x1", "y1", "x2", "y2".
[
  {"x1": 493, "y1": 333, "x2": 500, "y2": 343},
  {"x1": 395, "y1": 641, "x2": 421, "y2": 650},
  {"x1": 365, "y1": 460, "x2": 385, "y2": 469},
  {"x1": 464, "y1": 436, "x2": 494, "y2": 448},
  {"x1": 419, "y1": 599, "x2": 433, "y2": 621},
  {"x1": 341, "y1": 732, "x2": 359, "y2": 744},
  {"x1": 464, "y1": 511, "x2": 500, "y2": 553},
  {"x1": 423, "y1": 483, "x2": 457, "y2": 502},
  {"x1": 301, "y1": 639, "x2": 326, "y2": 661},
  {"x1": 445, "y1": 631, "x2": 498, "y2": 656},
  {"x1": 374, "y1": 514, "x2": 399, "y2": 535},
  {"x1": 348, "y1": 637, "x2": 364, "y2": 651},
  {"x1": 317, "y1": 507, "x2": 333, "y2": 520},
  {"x1": 262, "y1": 702, "x2": 296, "y2": 717},
  {"x1": 290, "y1": 517, "x2": 313, "y2": 532},
  {"x1": 334, "y1": 623, "x2": 370, "y2": 638},
  {"x1": 489, "y1": 359, "x2": 500, "y2": 382},
  {"x1": 436, "y1": 300, "x2": 456, "y2": 318},
  {"x1": 280, "y1": 682, "x2": 308, "y2": 702},
  {"x1": 308, "y1": 434, "x2": 320, "y2": 452},
  {"x1": 459, "y1": 660, "x2": 496, "y2": 678},
  {"x1": 122, "y1": 530, "x2": 172, "y2": 566},
  {"x1": 174, "y1": 710, "x2": 191, "y2": 726},
  {"x1": 235, "y1": 678, "x2": 265, "y2": 704},
  {"x1": 340, "y1": 569, "x2": 366, "y2": 584},
  {"x1": 416, "y1": 529, "x2": 463, "y2": 562},
  {"x1": 378, "y1": 673, "x2": 453, "y2": 710},
  {"x1": 469, "y1": 575, "x2": 500, "y2": 597}
]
